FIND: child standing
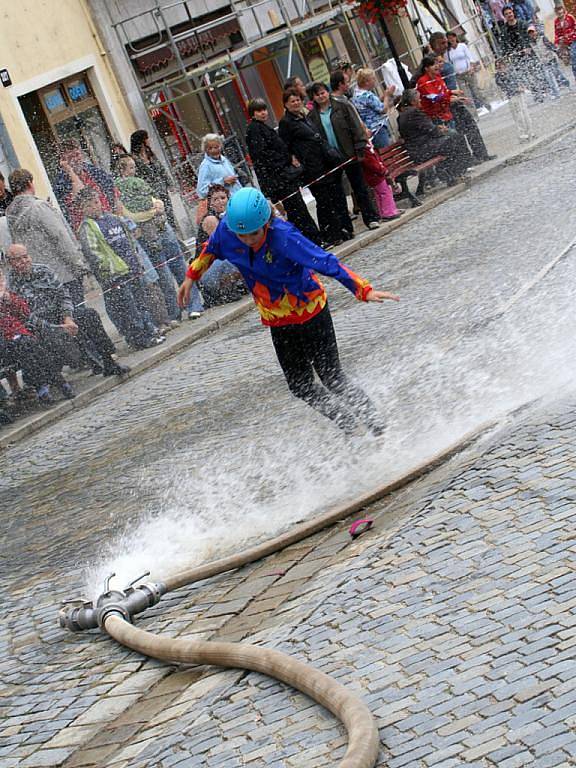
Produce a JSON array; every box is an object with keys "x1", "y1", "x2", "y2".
[{"x1": 361, "y1": 141, "x2": 404, "y2": 221}]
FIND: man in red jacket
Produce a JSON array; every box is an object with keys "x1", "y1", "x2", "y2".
[{"x1": 554, "y1": 3, "x2": 576, "y2": 79}]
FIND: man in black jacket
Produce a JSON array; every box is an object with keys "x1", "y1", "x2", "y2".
[{"x1": 308, "y1": 83, "x2": 380, "y2": 231}]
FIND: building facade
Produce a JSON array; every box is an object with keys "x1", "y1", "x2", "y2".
[{"x1": 0, "y1": 0, "x2": 136, "y2": 199}]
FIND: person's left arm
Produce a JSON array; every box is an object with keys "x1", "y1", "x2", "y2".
[
  {"x1": 286, "y1": 231, "x2": 399, "y2": 303},
  {"x1": 345, "y1": 101, "x2": 369, "y2": 156}
]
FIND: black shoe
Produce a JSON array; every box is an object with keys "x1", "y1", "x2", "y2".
[
  {"x1": 103, "y1": 362, "x2": 131, "y2": 377},
  {"x1": 381, "y1": 211, "x2": 404, "y2": 221},
  {"x1": 91, "y1": 364, "x2": 104, "y2": 376},
  {"x1": 341, "y1": 229, "x2": 355, "y2": 241},
  {"x1": 61, "y1": 382, "x2": 75, "y2": 399},
  {"x1": 0, "y1": 409, "x2": 14, "y2": 426}
]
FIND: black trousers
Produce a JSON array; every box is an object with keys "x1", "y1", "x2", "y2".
[
  {"x1": 309, "y1": 173, "x2": 353, "y2": 244},
  {"x1": 451, "y1": 103, "x2": 489, "y2": 162},
  {"x1": 344, "y1": 160, "x2": 379, "y2": 226},
  {"x1": 270, "y1": 303, "x2": 383, "y2": 435},
  {"x1": 0, "y1": 336, "x2": 63, "y2": 389}
]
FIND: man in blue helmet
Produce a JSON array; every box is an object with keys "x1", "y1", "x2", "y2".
[{"x1": 178, "y1": 187, "x2": 399, "y2": 435}]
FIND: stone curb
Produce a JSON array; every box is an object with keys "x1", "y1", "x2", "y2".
[{"x1": 1, "y1": 119, "x2": 574, "y2": 452}]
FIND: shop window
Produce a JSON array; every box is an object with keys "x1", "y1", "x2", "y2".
[{"x1": 19, "y1": 71, "x2": 114, "y2": 181}]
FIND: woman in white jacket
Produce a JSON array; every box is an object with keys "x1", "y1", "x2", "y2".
[{"x1": 196, "y1": 134, "x2": 243, "y2": 199}]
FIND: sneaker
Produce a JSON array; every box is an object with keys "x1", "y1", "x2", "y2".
[
  {"x1": 37, "y1": 385, "x2": 53, "y2": 406},
  {"x1": 186, "y1": 311, "x2": 202, "y2": 320},
  {"x1": 103, "y1": 362, "x2": 131, "y2": 377},
  {"x1": 61, "y1": 382, "x2": 75, "y2": 400},
  {"x1": 381, "y1": 211, "x2": 404, "y2": 221},
  {"x1": 0, "y1": 409, "x2": 14, "y2": 426},
  {"x1": 169, "y1": 320, "x2": 181, "y2": 329},
  {"x1": 367, "y1": 221, "x2": 380, "y2": 230},
  {"x1": 476, "y1": 106, "x2": 489, "y2": 117}
]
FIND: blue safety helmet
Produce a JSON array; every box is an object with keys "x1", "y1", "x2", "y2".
[{"x1": 226, "y1": 188, "x2": 271, "y2": 234}]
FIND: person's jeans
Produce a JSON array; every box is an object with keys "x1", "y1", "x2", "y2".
[
  {"x1": 543, "y1": 63, "x2": 560, "y2": 98},
  {"x1": 102, "y1": 277, "x2": 154, "y2": 348},
  {"x1": 372, "y1": 123, "x2": 391, "y2": 149},
  {"x1": 159, "y1": 224, "x2": 204, "y2": 315},
  {"x1": 569, "y1": 41, "x2": 576, "y2": 80}
]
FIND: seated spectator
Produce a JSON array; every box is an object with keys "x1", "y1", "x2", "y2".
[
  {"x1": 196, "y1": 134, "x2": 243, "y2": 199},
  {"x1": 130, "y1": 130, "x2": 179, "y2": 232},
  {"x1": 6, "y1": 244, "x2": 129, "y2": 378},
  {"x1": 397, "y1": 89, "x2": 471, "y2": 185},
  {"x1": 360, "y1": 139, "x2": 403, "y2": 220},
  {"x1": 54, "y1": 138, "x2": 117, "y2": 232},
  {"x1": 415, "y1": 55, "x2": 458, "y2": 126},
  {"x1": 194, "y1": 184, "x2": 247, "y2": 307},
  {"x1": 1, "y1": 266, "x2": 74, "y2": 403},
  {"x1": 7, "y1": 169, "x2": 89, "y2": 307},
  {"x1": 76, "y1": 187, "x2": 165, "y2": 350},
  {"x1": 245, "y1": 98, "x2": 321, "y2": 245},
  {"x1": 308, "y1": 81, "x2": 380, "y2": 232},
  {"x1": 115, "y1": 154, "x2": 203, "y2": 322},
  {"x1": 279, "y1": 87, "x2": 354, "y2": 247},
  {"x1": 0, "y1": 172, "x2": 14, "y2": 215},
  {"x1": 352, "y1": 68, "x2": 394, "y2": 148}
]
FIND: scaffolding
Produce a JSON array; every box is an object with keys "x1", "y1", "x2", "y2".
[{"x1": 106, "y1": 0, "x2": 371, "y2": 188}]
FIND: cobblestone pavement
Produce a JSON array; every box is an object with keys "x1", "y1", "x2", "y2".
[{"x1": 1, "y1": 132, "x2": 576, "y2": 766}]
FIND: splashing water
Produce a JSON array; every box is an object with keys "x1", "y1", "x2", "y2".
[{"x1": 85, "y1": 255, "x2": 576, "y2": 599}]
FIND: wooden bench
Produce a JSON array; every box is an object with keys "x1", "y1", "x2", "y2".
[{"x1": 377, "y1": 141, "x2": 445, "y2": 207}]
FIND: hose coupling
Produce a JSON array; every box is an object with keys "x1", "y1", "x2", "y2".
[{"x1": 59, "y1": 571, "x2": 166, "y2": 632}]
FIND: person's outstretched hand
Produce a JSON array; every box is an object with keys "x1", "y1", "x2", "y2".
[
  {"x1": 366, "y1": 289, "x2": 400, "y2": 303},
  {"x1": 178, "y1": 277, "x2": 193, "y2": 308}
]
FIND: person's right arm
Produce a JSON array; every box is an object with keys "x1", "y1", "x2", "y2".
[{"x1": 178, "y1": 234, "x2": 220, "y2": 307}]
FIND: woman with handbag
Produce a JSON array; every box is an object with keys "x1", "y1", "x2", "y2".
[
  {"x1": 279, "y1": 88, "x2": 354, "y2": 247},
  {"x1": 308, "y1": 82, "x2": 380, "y2": 232},
  {"x1": 245, "y1": 98, "x2": 321, "y2": 245}
]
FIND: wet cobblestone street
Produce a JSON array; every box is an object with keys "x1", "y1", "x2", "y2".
[{"x1": 2, "y1": 132, "x2": 576, "y2": 767}]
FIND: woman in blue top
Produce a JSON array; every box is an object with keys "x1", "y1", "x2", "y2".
[{"x1": 196, "y1": 134, "x2": 243, "y2": 199}]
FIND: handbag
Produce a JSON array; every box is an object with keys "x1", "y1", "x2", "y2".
[
  {"x1": 322, "y1": 144, "x2": 345, "y2": 168},
  {"x1": 283, "y1": 164, "x2": 304, "y2": 183}
]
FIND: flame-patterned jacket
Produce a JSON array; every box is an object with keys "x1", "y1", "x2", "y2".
[{"x1": 186, "y1": 217, "x2": 372, "y2": 327}]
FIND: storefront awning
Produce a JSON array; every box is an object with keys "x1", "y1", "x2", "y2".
[{"x1": 134, "y1": 18, "x2": 241, "y2": 74}]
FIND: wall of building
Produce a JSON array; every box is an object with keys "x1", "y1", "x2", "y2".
[{"x1": 0, "y1": 0, "x2": 135, "y2": 197}]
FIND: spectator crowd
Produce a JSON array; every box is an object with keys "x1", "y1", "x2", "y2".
[{"x1": 1, "y1": 4, "x2": 575, "y2": 428}]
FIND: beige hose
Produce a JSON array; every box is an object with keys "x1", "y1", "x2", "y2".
[
  {"x1": 102, "y1": 421, "x2": 493, "y2": 767},
  {"x1": 105, "y1": 614, "x2": 380, "y2": 768},
  {"x1": 164, "y1": 421, "x2": 490, "y2": 592}
]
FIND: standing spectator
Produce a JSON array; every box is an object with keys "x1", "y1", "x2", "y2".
[
  {"x1": 53, "y1": 138, "x2": 117, "y2": 232},
  {"x1": 500, "y1": 5, "x2": 545, "y2": 93},
  {"x1": 380, "y1": 58, "x2": 412, "y2": 95},
  {"x1": 428, "y1": 33, "x2": 495, "y2": 162},
  {"x1": 110, "y1": 142, "x2": 129, "y2": 176},
  {"x1": 446, "y1": 32, "x2": 491, "y2": 112},
  {"x1": 0, "y1": 172, "x2": 14, "y2": 215},
  {"x1": 494, "y1": 58, "x2": 535, "y2": 140},
  {"x1": 6, "y1": 244, "x2": 129, "y2": 378},
  {"x1": 351, "y1": 68, "x2": 394, "y2": 148},
  {"x1": 279, "y1": 87, "x2": 354, "y2": 246},
  {"x1": 397, "y1": 89, "x2": 471, "y2": 184},
  {"x1": 196, "y1": 134, "x2": 242, "y2": 200},
  {"x1": 527, "y1": 24, "x2": 561, "y2": 98},
  {"x1": 76, "y1": 187, "x2": 165, "y2": 350},
  {"x1": 7, "y1": 169, "x2": 88, "y2": 306},
  {"x1": 308, "y1": 81, "x2": 380, "y2": 232},
  {"x1": 554, "y1": 3, "x2": 576, "y2": 80},
  {"x1": 245, "y1": 98, "x2": 321, "y2": 245},
  {"x1": 130, "y1": 130, "x2": 179, "y2": 232},
  {"x1": 361, "y1": 139, "x2": 403, "y2": 220},
  {"x1": 283, "y1": 76, "x2": 312, "y2": 111}
]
